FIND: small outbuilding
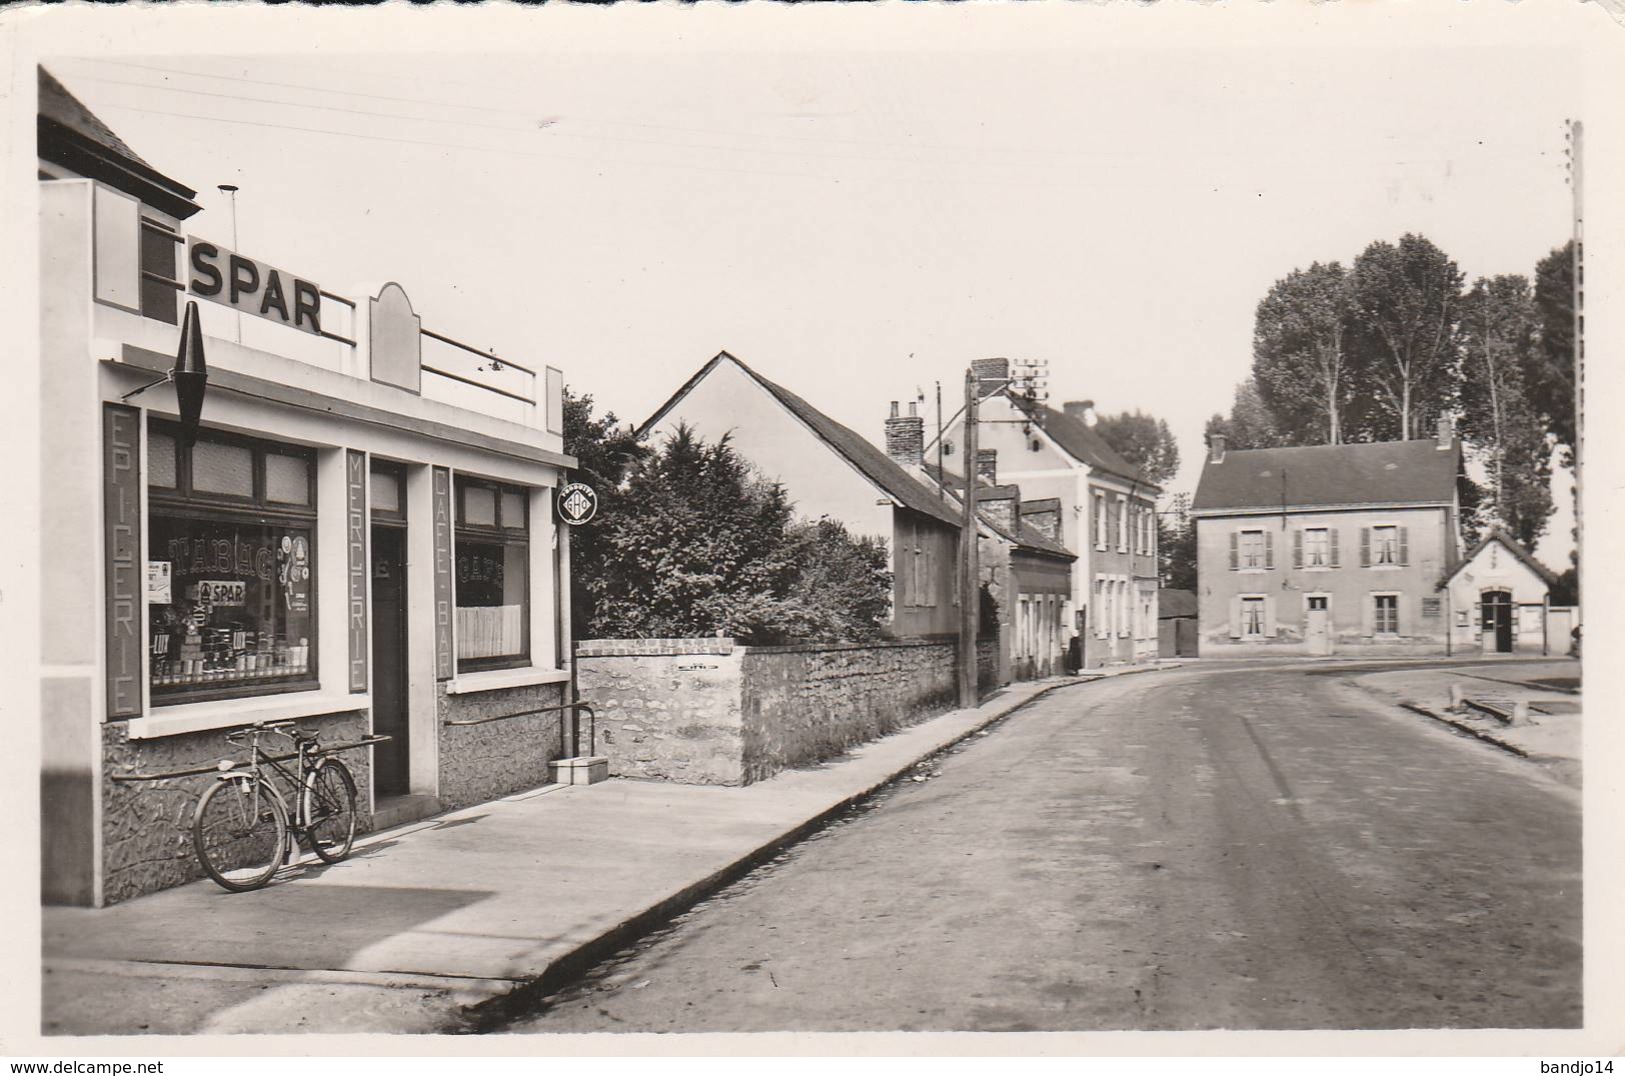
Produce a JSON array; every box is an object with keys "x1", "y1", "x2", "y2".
[
  {"x1": 1440, "y1": 529, "x2": 1568, "y2": 656},
  {"x1": 1157, "y1": 588, "x2": 1198, "y2": 658}
]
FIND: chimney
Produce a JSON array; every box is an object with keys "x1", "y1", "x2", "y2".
[
  {"x1": 980, "y1": 487, "x2": 1019, "y2": 536},
  {"x1": 976, "y1": 448, "x2": 998, "y2": 486},
  {"x1": 1436, "y1": 413, "x2": 1455, "y2": 450},
  {"x1": 884, "y1": 399, "x2": 925, "y2": 467},
  {"x1": 970, "y1": 357, "x2": 1010, "y2": 398},
  {"x1": 1063, "y1": 400, "x2": 1096, "y2": 426},
  {"x1": 1208, "y1": 434, "x2": 1226, "y2": 464}
]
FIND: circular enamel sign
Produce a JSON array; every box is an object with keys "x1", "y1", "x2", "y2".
[{"x1": 557, "y1": 482, "x2": 598, "y2": 526}]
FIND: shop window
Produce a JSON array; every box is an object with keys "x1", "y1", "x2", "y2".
[
  {"x1": 146, "y1": 422, "x2": 318, "y2": 703},
  {"x1": 456, "y1": 477, "x2": 529, "y2": 670}
]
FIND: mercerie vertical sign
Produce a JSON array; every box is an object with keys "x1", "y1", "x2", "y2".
[{"x1": 187, "y1": 238, "x2": 323, "y2": 336}]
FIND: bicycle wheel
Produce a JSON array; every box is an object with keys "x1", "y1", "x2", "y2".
[
  {"x1": 192, "y1": 773, "x2": 288, "y2": 892},
  {"x1": 304, "y1": 757, "x2": 358, "y2": 863}
]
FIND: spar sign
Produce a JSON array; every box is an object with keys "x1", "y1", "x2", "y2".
[
  {"x1": 187, "y1": 238, "x2": 323, "y2": 336},
  {"x1": 557, "y1": 482, "x2": 597, "y2": 526}
]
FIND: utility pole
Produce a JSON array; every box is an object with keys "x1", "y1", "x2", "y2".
[
  {"x1": 1566, "y1": 119, "x2": 1584, "y2": 606},
  {"x1": 218, "y1": 183, "x2": 241, "y2": 344},
  {"x1": 958, "y1": 368, "x2": 980, "y2": 708}
]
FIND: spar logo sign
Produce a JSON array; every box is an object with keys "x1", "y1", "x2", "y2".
[{"x1": 557, "y1": 482, "x2": 598, "y2": 526}]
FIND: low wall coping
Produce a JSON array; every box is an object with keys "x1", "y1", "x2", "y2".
[{"x1": 576, "y1": 637, "x2": 966, "y2": 659}]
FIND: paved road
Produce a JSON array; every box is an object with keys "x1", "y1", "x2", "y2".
[{"x1": 503, "y1": 663, "x2": 1582, "y2": 1033}]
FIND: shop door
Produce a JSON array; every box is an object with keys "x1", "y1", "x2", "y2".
[
  {"x1": 371, "y1": 525, "x2": 410, "y2": 796},
  {"x1": 1305, "y1": 596, "x2": 1332, "y2": 656},
  {"x1": 1481, "y1": 591, "x2": 1513, "y2": 654}
]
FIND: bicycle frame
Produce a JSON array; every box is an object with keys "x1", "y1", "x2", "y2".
[{"x1": 217, "y1": 726, "x2": 323, "y2": 846}]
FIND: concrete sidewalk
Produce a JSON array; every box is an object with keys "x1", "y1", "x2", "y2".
[
  {"x1": 43, "y1": 666, "x2": 1175, "y2": 1037},
  {"x1": 1343, "y1": 660, "x2": 1581, "y2": 787}
]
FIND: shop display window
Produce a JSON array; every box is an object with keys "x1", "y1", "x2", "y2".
[
  {"x1": 455, "y1": 477, "x2": 529, "y2": 670},
  {"x1": 146, "y1": 421, "x2": 318, "y2": 703}
]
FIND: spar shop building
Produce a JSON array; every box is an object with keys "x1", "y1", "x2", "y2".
[{"x1": 38, "y1": 68, "x2": 580, "y2": 906}]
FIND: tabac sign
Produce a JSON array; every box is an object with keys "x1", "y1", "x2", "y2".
[{"x1": 187, "y1": 238, "x2": 323, "y2": 336}]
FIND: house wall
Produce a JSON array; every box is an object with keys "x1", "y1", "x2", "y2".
[
  {"x1": 576, "y1": 638, "x2": 974, "y2": 785},
  {"x1": 1010, "y1": 552, "x2": 1072, "y2": 679},
  {"x1": 644, "y1": 358, "x2": 895, "y2": 545},
  {"x1": 1083, "y1": 474, "x2": 1160, "y2": 668},
  {"x1": 1196, "y1": 505, "x2": 1454, "y2": 655}
]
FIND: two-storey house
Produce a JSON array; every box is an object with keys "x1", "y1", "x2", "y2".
[
  {"x1": 1189, "y1": 419, "x2": 1463, "y2": 656},
  {"x1": 940, "y1": 358, "x2": 1160, "y2": 668}
]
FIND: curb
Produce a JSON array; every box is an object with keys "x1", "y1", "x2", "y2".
[
  {"x1": 1399, "y1": 702, "x2": 1531, "y2": 759},
  {"x1": 456, "y1": 674, "x2": 1110, "y2": 1032}
]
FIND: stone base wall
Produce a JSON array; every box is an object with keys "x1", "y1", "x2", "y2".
[
  {"x1": 98, "y1": 709, "x2": 370, "y2": 906},
  {"x1": 578, "y1": 637, "x2": 985, "y2": 786},
  {"x1": 437, "y1": 681, "x2": 568, "y2": 811}
]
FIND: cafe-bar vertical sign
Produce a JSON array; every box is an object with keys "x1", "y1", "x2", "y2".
[
  {"x1": 432, "y1": 467, "x2": 454, "y2": 680},
  {"x1": 346, "y1": 450, "x2": 368, "y2": 694},
  {"x1": 104, "y1": 405, "x2": 142, "y2": 719}
]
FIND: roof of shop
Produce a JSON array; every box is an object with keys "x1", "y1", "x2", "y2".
[
  {"x1": 642, "y1": 351, "x2": 964, "y2": 530},
  {"x1": 1191, "y1": 438, "x2": 1459, "y2": 514},
  {"x1": 1445, "y1": 528, "x2": 1560, "y2": 588},
  {"x1": 1157, "y1": 588, "x2": 1198, "y2": 619},
  {"x1": 38, "y1": 67, "x2": 201, "y2": 219}
]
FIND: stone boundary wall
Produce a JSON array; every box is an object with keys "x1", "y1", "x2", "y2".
[{"x1": 578, "y1": 637, "x2": 996, "y2": 786}]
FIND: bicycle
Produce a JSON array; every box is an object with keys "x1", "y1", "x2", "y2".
[{"x1": 191, "y1": 720, "x2": 359, "y2": 892}]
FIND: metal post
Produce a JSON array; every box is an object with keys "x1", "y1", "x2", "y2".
[
  {"x1": 1568, "y1": 119, "x2": 1584, "y2": 608},
  {"x1": 219, "y1": 183, "x2": 241, "y2": 344},
  {"x1": 959, "y1": 369, "x2": 980, "y2": 709}
]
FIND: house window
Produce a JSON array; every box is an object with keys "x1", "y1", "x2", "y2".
[
  {"x1": 455, "y1": 477, "x2": 530, "y2": 670},
  {"x1": 1304, "y1": 528, "x2": 1330, "y2": 567},
  {"x1": 1094, "y1": 492, "x2": 1107, "y2": 550},
  {"x1": 146, "y1": 422, "x2": 318, "y2": 703},
  {"x1": 1374, "y1": 594, "x2": 1399, "y2": 635},
  {"x1": 1372, "y1": 525, "x2": 1399, "y2": 565},
  {"x1": 1239, "y1": 529, "x2": 1266, "y2": 569},
  {"x1": 1241, "y1": 597, "x2": 1266, "y2": 638},
  {"x1": 139, "y1": 218, "x2": 183, "y2": 325}
]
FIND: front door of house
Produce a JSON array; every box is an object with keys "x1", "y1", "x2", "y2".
[
  {"x1": 1481, "y1": 590, "x2": 1513, "y2": 654},
  {"x1": 371, "y1": 524, "x2": 410, "y2": 796},
  {"x1": 1305, "y1": 596, "x2": 1332, "y2": 656}
]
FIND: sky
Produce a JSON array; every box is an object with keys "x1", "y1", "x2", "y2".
[{"x1": 40, "y1": 10, "x2": 1588, "y2": 565}]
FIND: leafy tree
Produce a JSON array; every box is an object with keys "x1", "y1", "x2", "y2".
[
  {"x1": 1204, "y1": 377, "x2": 1285, "y2": 451},
  {"x1": 580, "y1": 424, "x2": 893, "y2": 645},
  {"x1": 1346, "y1": 234, "x2": 1465, "y2": 440},
  {"x1": 1528, "y1": 241, "x2": 1578, "y2": 462},
  {"x1": 1252, "y1": 261, "x2": 1357, "y2": 445},
  {"x1": 1157, "y1": 492, "x2": 1197, "y2": 592},
  {"x1": 1456, "y1": 275, "x2": 1554, "y2": 547},
  {"x1": 1093, "y1": 409, "x2": 1181, "y2": 487},
  {"x1": 562, "y1": 388, "x2": 649, "y2": 640}
]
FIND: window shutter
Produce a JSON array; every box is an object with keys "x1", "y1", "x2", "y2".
[
  {"x1": 1361, "y1": 594, "x2": 1375, "y2": 636},
  {"x1": 1229, "y1": 531, "x2": 1239, "y2": 570},
  {"x1": 1229, "y1": 595, "x2": 1243, "y2": 639},
  {"x1": 1360, "y1": 527, "x2": 1371, "y2": 567},
  {"x1": 1264, "y1": 529, "x2": 1275, "y2": 569},
  {"x1": 1398, "y1": 526, "x2": 1410, "y2": 566},
  {"x1": 1264, "y1": 595, "x2": 1278, "y2": 637},
  {"x1": 1396, "y1": 593, "x2": 1410, "y2": 637},
  {"x1": 1330, "y1": 528, "x2": 1341, "y2": 567},
  {"x1": 1293, "y1": 529, "x2": 1304, "y2": 569}
]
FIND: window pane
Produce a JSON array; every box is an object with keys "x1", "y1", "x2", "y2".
[
  {"x1": 463, "y1": 484, "x2": 496, "y2": 527},
  {"x1": 455, "y1": 537, "x2": 528, "y2": 662},
  {"x1": 265, "y1": 454, "x2": 311, "y2": 505},
  {"x1": 501, "y1": 490, "x2": 527, "y2": 530},
  {"x1": 147, "y1": 515, "x2": 316, "y2": 697},
  {"x1": 192, "y1": 439, "x2": 254, "y2": 497},
  {"x1": 370, "y1": 469, "x2": 401, "y2": 514},
  {"x1": 148, "y1": 431, "x2": 177, "y2": 488},
  {"x1": 139, "y1": 223, "x2": 179, "y2": 325}
]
